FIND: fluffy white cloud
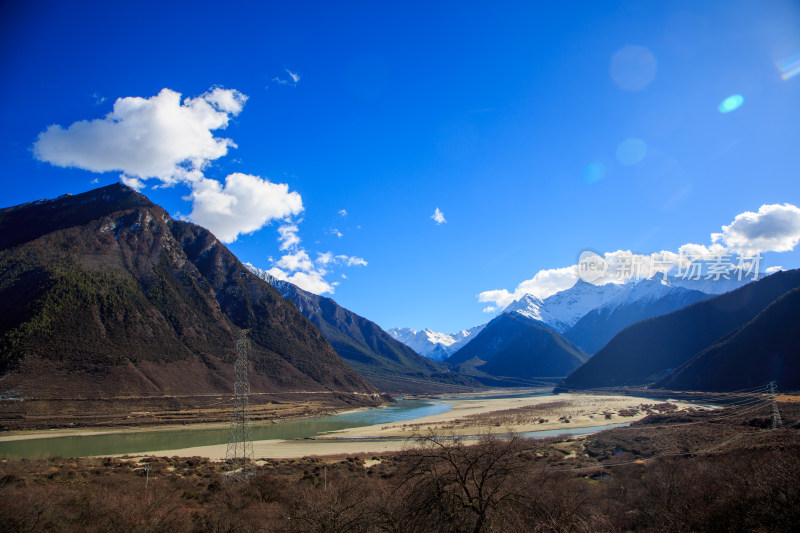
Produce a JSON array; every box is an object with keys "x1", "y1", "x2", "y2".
[
  {"x1": 33, "y1": 87, "x2": 306, "y2": 244},
  {"x1": 275, "y1": 250, "x2": 315, "y2": 272},
  {"x1": 478, "y1": 203, "x2": 800, "y2": 310},
  {"x1": 478, "y1": 265, "x2": 579, "y2": 308},
  {"x1": 431, "y1": 207, "x2": 447, "y2": 224},
  {"x1": 712, "y1": 203, "x2": 800, "y2": 254},
  {"x1": 278, "y1": 223, "x2": 301, "y2": 251},
  {"x1": 267, "y1": 267, "x2": 333, "y2": 294},
  {"x1": 188, "y1": 173, "x2": 303, "y2": 242},
  {"x1": 338, "y1": 209, "x2": 348, "y2": 217},
  {"x1": 262, "y1": 219, "x2": 367, "y2": 295},
  {"x1": 34, "y1": 88, "x2": 245, "y2": 184}
]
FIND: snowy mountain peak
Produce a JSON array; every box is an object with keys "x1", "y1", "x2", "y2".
[
  {"x1": 500, "y1": 274, "x2": 753, "y2": 333},
  {"x1": 388, "y1": 323, "x2": 487, "y2": 361}
]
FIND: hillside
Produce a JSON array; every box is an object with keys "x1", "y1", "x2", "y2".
[
  {"x1": 565, "y1": 281, "x2": 711, "y2": 353},
  {"x1": 0, "y1": 184, "x2": 380, "y2": 422},
  {"x1": 557, "y1": 269, "x2": 800, "y2": 390},
  {"x1": 654, "y1": 287, "x2": 800, "y2": 391},
  {"x1": 248, "y1": 267, "x2": 481, "y2": 393},
  {"x1": 446, "y1": 312, "x2": 588, "y2": 385}
]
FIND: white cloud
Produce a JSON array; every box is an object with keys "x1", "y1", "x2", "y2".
[
  {"x1": 274, "y1": 69, "x2": 301, "y2": 87},
  {"x1": 329, "y1": 228, "x2": 343, "y2": 238},
  {"x1": 277, "y1": 223, "x2": 301, "y2": 251},
  {"x1": 317, "y1": 251, "x2": 335, "y2": 265},
  {"x1": 33, "y1": 87, "x2": 306, "y2": 244},
  {"x1": 766, "y1": 266, "x2": 784, "y2": 274},
  {"x1": 712, "y1": 203, "x2": 800, "y2": 254},
  {"x1": 478, "y1": 203, "x2": 800, "y2": 310},
  {"x1": 275, "y1": 250, "x2": 315, "y2": 272},
  {"x1": 338, "y1": 209, "x2": 348, "y2": 217},
  {"x1": 431, "y1": 207, "x2": 446, "y2": 224},
  {"x1": 267, "y1": 267, "x2": 333, "y2": 294},
  {"x1": 337, "y1": 255, "x2": 367, "y2": 267},
  {"x1": 263, "y1": 220, "x2": 368, "y2": 295},
  {"x1": 34, "y1": 87, "x2": 245, "y2": 185},
  {"x1": 187, "y1": 173, "x2": 303, "y2": 242},
  {"x1": 482, "y1": 306, "x2": 498, "y2": 313},
  {"x1": 477, "y1": 265, "x2": 579, "y2": 309}
]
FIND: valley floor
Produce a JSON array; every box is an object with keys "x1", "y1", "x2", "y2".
[{"x1": 112, "y1": 393, "x2": 700, "y2": 459}]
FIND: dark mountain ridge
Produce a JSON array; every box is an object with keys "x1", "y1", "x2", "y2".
[
  {"x1": 654, "y1": 287, "x2": 800, "y2": 392},
  {"x1": 446, "y1": 312, "x2": 588, "y2": 385},
  {"x1": 248, "y1": 267, "x2": 480, "y2": 393},
  {"x1": 557, "y1": 269, "x2": 800, "y2": 391},
  {"x1": 0, "y1": 184, "x2": 380, "y2": 411}
]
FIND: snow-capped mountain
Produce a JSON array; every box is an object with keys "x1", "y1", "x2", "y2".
[
  {"x1": 564, "y1": 278, "x2": 712, "y2": 353},
  {"x1": 500, "y1": 276, "x2": 754, "y2": 334},
  {"x1": 501, "y1": 280, "x2": 626, "y2": 333},
  {"x1": 388, "y1": 324, "x2": 486, "y2": 361}
]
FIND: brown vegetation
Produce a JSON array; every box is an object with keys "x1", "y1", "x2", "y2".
[{"x1": 1, "y1": 403, "x2": 799, "y2": 532}]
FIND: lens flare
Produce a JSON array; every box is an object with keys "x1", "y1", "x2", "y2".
[
  {"x1": 616, "y1": 138, "x2": 647, "y2": 166},
  {"x1": 718, "y1": 94, "x2": 744, "y2": 114},
  {"x1": 609, "y1": 45, "x2": 658, "y2": 92},
  {"x1": 582, "y1": 162, "x2": 607, "y2": 184},
  {"x1": 777, "y1": 54, "x2": 800, "y2": 81}
]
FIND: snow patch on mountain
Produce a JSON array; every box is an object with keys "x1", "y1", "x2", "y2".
[
  {"x1": 500, "y1": 276, "x2": 753, "y2": 332},
  {"x1": 388, "y1": 324, "x2": 486, "y2": 361}
]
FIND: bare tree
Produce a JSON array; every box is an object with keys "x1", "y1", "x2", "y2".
[{"x1": 396, "y1": 431, "x2": 527, "y2": 533}]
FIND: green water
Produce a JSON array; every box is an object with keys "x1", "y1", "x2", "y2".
[{"x1": 0, "y1": 398, "x2": 450, "y2": 459}]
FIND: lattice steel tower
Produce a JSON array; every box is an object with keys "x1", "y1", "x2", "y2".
[
  {"x1": 769, "y1": 381, "x2": 783, "y2": 430},
  {"x1": 225, "y1": 329, "x2": 255, "y2": 480}
]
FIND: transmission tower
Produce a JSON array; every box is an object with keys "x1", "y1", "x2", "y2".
[
  {"x1": 225, "y1": 329, "x2": 255, "y2": 480},
  {"x1": 769, "y1": 381, "x2": 783, "y2": 430}
]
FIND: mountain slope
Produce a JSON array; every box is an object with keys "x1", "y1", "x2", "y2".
[
  {"x1": 0, "y1": 184, "x2": 378, "y2": 407},
  {"x1": 248, "y1": 266, "x2": 480, "y2": 393},
  {"x1": 446, "y1": 313, "x2": 588, "y2": 384},
  {"x1": 654, "y1": 287, "x2": 800, "y2": 392},
  {"x1": 387, "y1": 325, "x2": 486, "y2": 361},
  {"x1": 564, "y1": 279, "x2": 712, "y2": 353},
  {"x1": 557, "y1": 269, "x2": 800, "y2": 390}
]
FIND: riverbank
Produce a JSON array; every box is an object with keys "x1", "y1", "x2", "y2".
[{"x1": 119, "y1": 393, "x2": 700, "y2": 459}]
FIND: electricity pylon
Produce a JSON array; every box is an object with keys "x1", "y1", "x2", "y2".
[
  {"x1": 225, "y1": 329, "x2": 255, "y2": 480},
  {"x1": 769, "y1": 381, "x2": 783, "y2": 430}
]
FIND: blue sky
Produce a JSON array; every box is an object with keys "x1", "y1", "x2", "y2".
[{"x1": 2, "y1": 0, "x2": 799, "y2": 333}]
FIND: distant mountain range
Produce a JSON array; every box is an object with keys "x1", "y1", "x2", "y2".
[
  {"x1": 0, "y1": 184, "x2": 380, "y2": 407},
  {"x1": 388, "y1": 275, "x2": 752, "y2": 387},
  {"x1": 557, "y1": 269, "x2": 800, "y2": 391},
  {"x1": 446, "y1": 312, "x2": 588, "y2": 386},
  {"x1": 563, "y1": 279, "x2": 713, "y2": 354},
  {"x1": 247, "y1": 266, "x2": 480, "y2": 393},
  {"x1": 387, "y1": 326, "x2": 486, "y2": 361}
]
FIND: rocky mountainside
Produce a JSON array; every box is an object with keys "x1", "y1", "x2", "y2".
[
  {"x1": 556, "y1": 269, "x2": 800, "y2": 391},
  {"x1": 247, "y1": 266, "x2": 480, "y2": 393},
  {"x1": 654, "y1": 287, "x2": 800, "y2": 392},
  {"x1": 446, "y1": 313, "x2": 588, "y2": 385},
  {"x1": 0, "y1": 184, "x2": 380, "y2": 408},
  {"x1": 564, "y1": 279, "x2": 712, "y2": 354}
]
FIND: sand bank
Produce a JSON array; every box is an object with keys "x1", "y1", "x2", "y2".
[{"x1": 120, "y1": 393, "x2": 697, "y2": 460}]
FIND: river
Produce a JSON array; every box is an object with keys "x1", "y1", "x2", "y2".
[{"x1": 0, "y1": 392, "x2": 635, "y2": 458}]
